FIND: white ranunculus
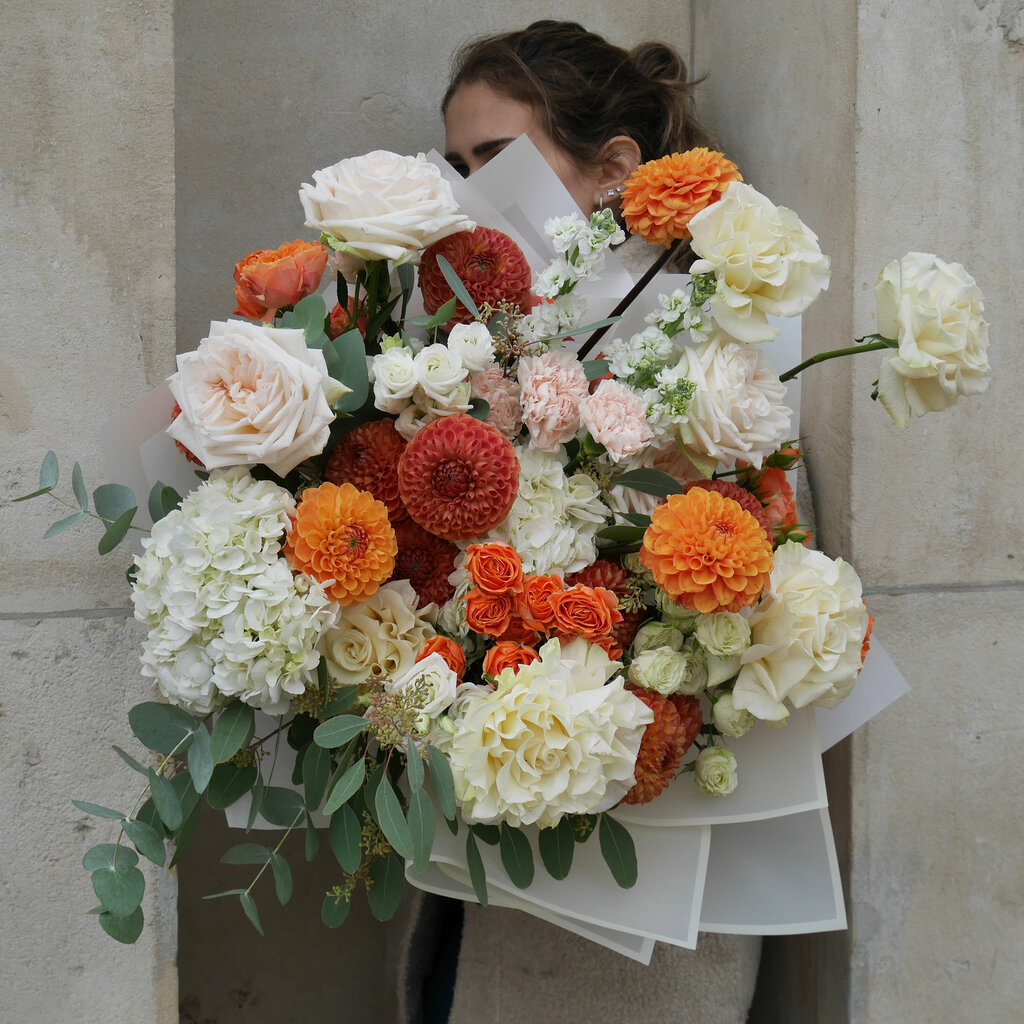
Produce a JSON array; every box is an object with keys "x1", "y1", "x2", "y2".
[
  {"x1": 671, "y1": 333, "x2": 792, "y2": 474},
  {"x1": 732, "y1": 542, "x2": 869, "y2": 721},
  {"x1": 299, "y1": 150, "x2": 474, "y2": 264},
  {"x1": 372, "y1": 347, "x2": 418, "y2": 414},
  {"x1": 873, "y1": 252, "x2": 991, "y2": 427},
  {"x1": 168, "y1": 319, "x2": 348, "y2": 478},
  {"x1": 694, "y1": 746, "x2": 738, "y2": 796},
  {"x1": 446, "y1": 321, "x2": 495, "y2": 373},
  {"x1": 447, "y1": 638, "x2": 652, "y2": 828},
  {"x1": 689, "y1": 182, "x2": 830, "y2": 343}
]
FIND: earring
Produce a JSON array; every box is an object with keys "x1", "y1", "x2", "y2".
[{"x1": 597, "y1": 185, "x2": 624, "y2": 211}]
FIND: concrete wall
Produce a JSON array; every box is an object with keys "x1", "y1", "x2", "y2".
[
  {"x1": 696, "y1": 1, "x2": 1024, "y2": 1020},
  {"x1": 1, "y1": 2, "x2": 178, "y2": 1022}
]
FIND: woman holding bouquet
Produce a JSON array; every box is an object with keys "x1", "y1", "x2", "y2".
[{"x1": 395, "y1": 22, "x2": 762, "y2": 1024}]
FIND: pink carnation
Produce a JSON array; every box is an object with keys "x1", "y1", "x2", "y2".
[
  {"x1": 517, "y1": 350, "x2": 589, "y2": 450},
  {"x1": 580, "y1": 379, "x2": 653, "y2": 462},
  {"x1": 470, "y1": 362, "x2": 523, "y2": 439}
]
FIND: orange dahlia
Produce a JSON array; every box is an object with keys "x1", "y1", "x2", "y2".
[
  {"x1": 621, "y1": 149, "x2": 742, "y2": 247},
  {"x1": 284, "y1": 481, "x2": 397, "y2": 606},
  {"x1": 391, "y1": 519, "x2": 458, "y2": 608},
  {"x1": 861, "y1": 611, "x2": 874, "y2": 665},
  {"x1": 419, "y1": 227, "x2": 532, "y2": 329},
  {"x1": 640, "y1": 488, "x2": 773, "y2": 614},
  {"x1": 623, "y1": 689, "x2": 702, "y2": 805},
  {"x1": 326, "y1": 419, "x2": 407, "y2": 523},
  {"x1": 683, "y1": 479, "x2": 772, "y2": 541},
  {"x1": 397, "y1": 415, "x2": 519, "y2": 541}
]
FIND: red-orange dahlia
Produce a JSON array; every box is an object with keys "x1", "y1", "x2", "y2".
[
  {"x1": 640, "y1": 488, "x2": 773, "y2": 614},
  {"x1": 419, "y1": 227, "x2": 532, "y2": 329},
  {"x1": 284, "y1": 482, "x2": 397, "y2": 606},
  {"x1": 397, "y1": 415, "x2": 519, "y2": 541},
  {"x1": 391, "y1": 519, "x2": 458, "y2": 607},
  {"x1": 326, "y1": 419, "x2": 408, "y2": 523},
  {"x1": 622, "y1": 689, "x2": 702, "y2": 805}
]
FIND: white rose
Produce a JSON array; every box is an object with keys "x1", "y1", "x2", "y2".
[
  {"x1": 372, "y1": 347, "x2": 418, "y2": 413},
  {"x1": 696, "y1": 612, "x2": 750, "y2": 685},
  {"x1": 446, "y1": 322, "x2": 495, "y2": 373},
  {"x1": 689, "y1": 182, "x2": 830, "y2": 343},
  {"x1": 711, "y1": 692, "x2": 755, "y2": 738},
  {"x1": 385, "y1": 652, "x2": 458, "y2": 732},
  {"x1": 732, "y1": 542, "x2": 869, "y2": 721},
  {"x1": 627, "y1": 647, "x2": 692, "y2": 696},
  {"x1": 671, "y1": 333, "x2": 792, "y2": 475},
  {"x1": 414, "y1": 343, "x2": 468, "y2": 403},
  {"x1": 873, "y1": 252, "x2": 991, "y2": 427},
  {"x1": 631, "y1": 621, "x2": 686, "y2": 655},
  {"x1": 694, "y1": 746, "x2": 738, "y2": 797},
  {"x1": 299, "y1": 150, "x2": 474, "y2": 264},
  {"x1": 168, "y1": 319, "x2": 348, "y2": 478}
]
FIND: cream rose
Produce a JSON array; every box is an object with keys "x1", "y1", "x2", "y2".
[
  {"x1": 447, "y1": 638, "x2": 652, "y2": 828},
  {"x1": 732, "y1": 542, "x2": 869, "y2": 721},
  {"x1": 168, "y1": 319, "x2": 348, "y2": 478},
  {"x1": 689, "y1": 182, "x2": 830, "y2": 343},
  {"x1": 299, "y1": 151, "x2": 475, "y2": 264},
  {"x1": 627, "y1": 647, "x2": 692, "y2": 697},
  {"x1": 873, "y1": 252, "x2": 991, "y2": 427},
  {"x1": 372, "y1": 347, "x2": 418, "y2": 414},
  {"x1": 414, "y1": 344, "x2": 468, "y2": 404}
]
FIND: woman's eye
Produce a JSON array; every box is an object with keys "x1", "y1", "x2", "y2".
[{"x1": 450, "y1": 161, "x2": 469, "y2": 178}]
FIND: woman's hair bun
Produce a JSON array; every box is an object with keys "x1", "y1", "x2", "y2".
[{"x1": 629, "y1": 41, "x2": 688, "y2": 86}]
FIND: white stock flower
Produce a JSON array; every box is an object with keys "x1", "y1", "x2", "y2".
[
  {"x1": 168, "y1": 319, "x2": 348, "y2": 477},
  {"x1": 689, "y1": 182, "x2": 830, "y2": 343},
  {"x1": 732, "y1": 542, "x2": 869, "y2": 721},
  {"x1": 694, "y1": 746, "x2": 738, "y2": 797},
  {"x1": 873, "y1": 252, "x2": 991, "y2": 427},
  {"x1": 446, "y1": 321, "x2": 495, "y2": 372},
  {"x1": 299, "y1": 150, "x2": 474, "y2": 264},
  {"x1": 447, "y1": 638, "x2": 652, "y2": 827}
]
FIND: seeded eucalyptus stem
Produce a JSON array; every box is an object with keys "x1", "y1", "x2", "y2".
[{"x1": 779, "y1": 335, "x2": 896, "y2": 382}]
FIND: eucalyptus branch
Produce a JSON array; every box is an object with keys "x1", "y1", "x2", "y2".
[
  {"x1": 245, "y1": 810, "x2": 304, "y2": 896},
  {"x1": 40, "y1": 492, "x2": 147, "y2": 532},
  {"x1": 779, "y1": 335, "x2": 895, "y2": 382}
]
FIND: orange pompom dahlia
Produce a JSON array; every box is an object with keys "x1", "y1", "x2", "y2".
[
  {"x1": 683, "y1": 478, "x2": 772, "y2": 541},
  {"x1": 326, "y1": 419, "x2": 408, "y2": 523},
  {"x1": 233, "y1": 239, "x2": 328, "y2": 321},
  {"x1": 621, "y1": 149, "x2": 742, "y2": 247},
  {"x1": 623, "y1": 689, "x2": 702, "y2": 805},
  {"x1": 284, "y1": 481, "x2": 396, "y2": 606},
  {"x1": 397, "y1": 415, "x2": 519, "y2": 541},
  {"x1": 640, "y1": 488, "x2": 773, "y2": 614}
]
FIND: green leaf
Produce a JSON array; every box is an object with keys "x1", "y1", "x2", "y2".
[
  {"x1": 72, "y1": 799, "x2": 124, "y2": 820},
  {"x1": 72, "y1": 463, "x2": 88, "y2": 510},
  {"x1": 582, "y1": 359, "x2": 610, "y2": 381},
  {"x1": 40, "y1": 451, "x2": 58, "y2": 490},
  {"x1": 206, "y1": 761, "x2": 258, "y2": 810},
  {"x1": 363, "y1": 762, "x2": 384, "y2": 812},
  {"x1": 374, "y1": 776, "x2": 414, "y2": 860},
  {"x1": 465, "y1": 831, "x2": 488, "y2": 907},
  {"x1": 406, "y1": 788, "x2": 435, "y2": 875},
  {"x1": 98, "y1": 506, "x2": 137, "y2": 554},
  {"x1": 270, "y1": 852, "x2": 293, "y2": 905},
  {"x1": 467, "y1": 397, "x2": 490, "y2": 422},
  {"x1": 135, "y1": 796, "x2": 168, "y2": 839},
  {"x1": 538, "y1": 818, "x2": 576, "y2": 880},
  {"x1": 598, "y1": 814, "x2": 638, "y2": 889},
  {"x1": 324, "y1": 329, "x2": 370, "y2": 413},
  {"x1": 187, "y1": 723, "x2": 214, "y2": 794},
  {"x1": 147, "y1": 768, "x2": 183, "y2": 831},
  {"x1": 93, "y1": 483, "x2": 136, "y2": 523},
  {"x1": 202, "y1": 888, "x2": 248, "y2": 900},
  {"x1": 470, "y1": 824, "x2": 499, "y2": 846},
  {"x1": 92, "y1": 863, "x2": 145, "y2": 917},
  {"x1": 435, "y1": 254, "x2": 480, "y2": 319},
  {"x1": 99, "y1": 906, "x2": 144, "y2": 944},
  {"x1": 221, "y1": 842, "x2": 272, "y2": 865},
  {"x1": 323, "y1": 757, "x2": 365, "y2": 815},
  {"x1": 366, "y1": 851, "x2": 405, "y2": 922},
  {"x1": 259, "y1": 786, "x2": 305, "y2": 828},
  {"x1": 613, "y1": 468, "x2": 685, "y2": 499},
  {"x1": 619, "y1": 512, "x2": 652, "y2": 527},
  {"x1": 405, "y1": 744, "x2": 424, "y2": 794},
  {"x1": 304, "y1": 812, "x2": 320, "y2": 862},
  {"x1": 317, "y1": 685, "x2": 359, "y2": 720},
  {"x1": 545, "y1": 316, "x2": 619, "y2": 342},
  {"x1": 313, "y1": 714, "x2": 368, "y2": 749},
  {"x1": 146, "y1": 482, "x2": 181, "y2": 523},
  {"x1": 169, "y1": 799, "x2": 202, "y2": 868},
  {"x1": 396, "y1": 262, "x2": 415, "y2": 298},
  {"x1": 83, "y1": 843, "x2": 139, "y2": 872},
  {"x1": 43, "y1": 510, "x2": 90, "y2": 538},
  {"x1": 123, "y1": 817, "x2": 166, "y2": 866},
  {"x1": 111, "y1": 745, "x2": 149, "y2": 776},
  {"x1": 129, "y1": 702, "x2": 198, "y2": 754},
  {"x1": 322, "y1": 891, "x2": 351, "y2": 928},
  {"x1": 329, "y1": 804, "x2": 362, "y2": 873},
  {"x1": 302, "y1": 742, "x2": 331, "y2": 812},
  {"x1": 426, "y1": 745, "x2": 456, "y2": 820},
  {"x1": 292, "y1": 293, "x2": 328, "y2": 348},
  {"x1": 432, "y1": 296, "x2": 458, "y2": 326},
  {"x1": 499, "y1": 823, "x2": 535, "y2": 889},
  {"x1": 12, "y1": 485, "x2": 54, "y2": 502},
  {"x1": 595, "y1": 524, "x2": 647, "y2": 545},
  {"x1": 211, "y1": 702, "x2": 255, "y2": 763},
  {"x1": 240, "y1": 892, "x2": 264, "y2": 936}
]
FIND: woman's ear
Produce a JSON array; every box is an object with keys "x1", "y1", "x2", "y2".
[{"x1": 595, "y1": 135, "x2": 642, "y2": 192}]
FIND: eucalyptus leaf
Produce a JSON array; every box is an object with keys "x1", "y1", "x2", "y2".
[
  {"x1": 92, "y1": 863, "x2": 145, "y2": 917},
  {"x1": 612, "y1": 468, "x2": 685, "y2": 499},
  {"x1": 619, "y1": 512, "x2": 652, "y2": 527},
  {"x1": 537, "y1": 818, "x2": 575, "y2": 880},
  {"x1": 323, "y1": 757, "x2": 365, "y2": 815},
  {"x1": 465, "y1": 831, "x2": 488, "y2": 907},
  {"x1": 406, "y1": 788, "x2": 435, "y2": 875},
  {"x1": 82, "y1": 843, "x2": 139, "y2": 872},
  {"x1": 111, "y1": 745, "x2": 149, "y2": 776},
  {"x1": 98, "y1": 506, "x2": 137, "y2": 554},
  {"x1": 207, "y1": 762, "x2": 258, "y2": 810},
  {"x1": 470, "y1": 823, "x2": 499, "y2": 847},
  {"x1": 317, "y1": 685, "x2": 359, "y2": 720},
  {"x1": 259, "y1": 786, "x2": 305, "y2": 828},
  {"x1": 405, "y1": 743, "x2": 424, "y2": 793},
  {"x1": 210, "y1": 701, "x2": 255, "y2": 763},
  {"x1": 40, "y1": 451, "x2": 59, "y2": 489},
  {"x1": 322, "y1": 891, "x2": 351, "y2": 928},
  {"x1": 43, "y1": 510, "x2": 90, "y2": 538},
  {"x1": 12, "y1": 485, "x2": 54, "y2": 502},
  {"x1": 313, "y1": 714, "x2": 368, "y2": 749},
  {"x1": 545, "y1": 316, "x2": 619, "y2": 342},
  {"x1": 302, "y1": 742, "x2": 331, "y2": 812},
  {"x1": 366, "y1": 851, "x2": 405, "y2": 922},
  {"x1": 221, "y1": 842, "x2": 272, "y2": 866},
  {"x1": 270, "y1": 852, "x2": 293, "y2": 906},
  {"x1": 123, "y1": 817, "x2": 166, "y2": 866},
  {"x1": 72, "y1": 799, "x2": 124, "y2": 820},
  {"x1": 135, "y1": 797, "x2": 168, "y2": 839},
  {"x1": 426, "y1": 745, "x2": 456, "y2": 820},
  {"x1": 499, "y1": 823, "x2": 535, "y2": 889},
  {"x1": 304, "y1": 812, "x2": 320, "y2": 862},
  {"x1": 325, "y1": 330, "x2": 370, "y2": 413},
  {"x1": 187, "y1": 723, "x2": 214, "y2": 794},
  {"x1": 582, "y1": 359, "x2": 610, "y2": 381},
  {"x1": 169, "y1": 799, "x2": 202, "y2": 868},
  {"x1": 72, "y1": 463, "x2": 88, "y2": 510},
  {"x1": 431, "y1": 296, "x2": 458, "y2": 325},
  {"x1": 595, "y1": 524, "x2": 647, "y2": 544},
  {"x1": 147, "y1": 768, "x2": 183, "y2": 830},
  {"x1": 328, "y1": 804, "x2": 362, "y2": 873},
  {"x1": 467, "y1": 398, "x2": 490, "y2": 422},
  {"x1": 598, "y1": 814, "x2": 638, "y2": 889},
  {"x1": 202, "y1": 888, "x2": 248, "y2": 900},
  {"x1": 240, "y1": 892, "x2": 264, "y2": 935},
  {"x1": 129, "y1": 702, "x2": 198, "y2": 755},
  {"x1": 435, "y1": 254, "x2": 480, "y2": 319},
  {"x1": 374, "y1": 776, "x2": 414, "y2": 860},
  {"x1": 93, "y1": 483, "x2": 136, "y2": 523},
  {"x1": 99, "y1": 906, "x2": 144, "y2": 944}
]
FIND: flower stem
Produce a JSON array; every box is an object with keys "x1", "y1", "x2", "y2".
[{"x1": 778, "y1": 336, "x2": 895, "y2": 382}]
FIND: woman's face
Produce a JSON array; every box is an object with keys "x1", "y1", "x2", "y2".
[{"x1": 444, "y1": 80, "x2": 601, "y2": 214}]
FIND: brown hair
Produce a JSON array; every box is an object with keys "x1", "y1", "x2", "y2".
[{"x1": 442, "y1": 20, "x2": 715, "y2": 168}]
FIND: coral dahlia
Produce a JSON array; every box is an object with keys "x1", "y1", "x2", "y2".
[
  {"x1": 622, "y1": 689, "x2": 702, "y2": 805},
  {"x1": 284, "y1": 481, "x2": 397, "y2": 606},
  {"x1": 397, "y1": 414, "x2": 519, "y2": 540},
  {"x1": 640, "y1": 488, "x2": 773, "y2": 614},
  {"x1": 391, "y1": 519, "x2": 458, "y2": 607},
  {"x1": 326, "y1": 419, "x2": 408, "y2": 522}
]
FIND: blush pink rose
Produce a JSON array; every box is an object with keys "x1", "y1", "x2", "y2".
[
  {"x1": 470, "y1": 362, "x2": 523, "y2": 439},
  {"x1": 517, "y1": 350, "x2": 589, "y2": 450},
  {"x1": 580, "y1": 379, "x2": 653, "y2": 462}
]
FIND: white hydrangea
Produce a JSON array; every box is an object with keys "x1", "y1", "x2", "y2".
[{"x1": 132, "y1": 468, "x2": 336, "y2": 715}]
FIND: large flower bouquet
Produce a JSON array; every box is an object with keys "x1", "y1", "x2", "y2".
[{"x1": 18, "y1": 141, "x2": 990, "y2": 954}]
